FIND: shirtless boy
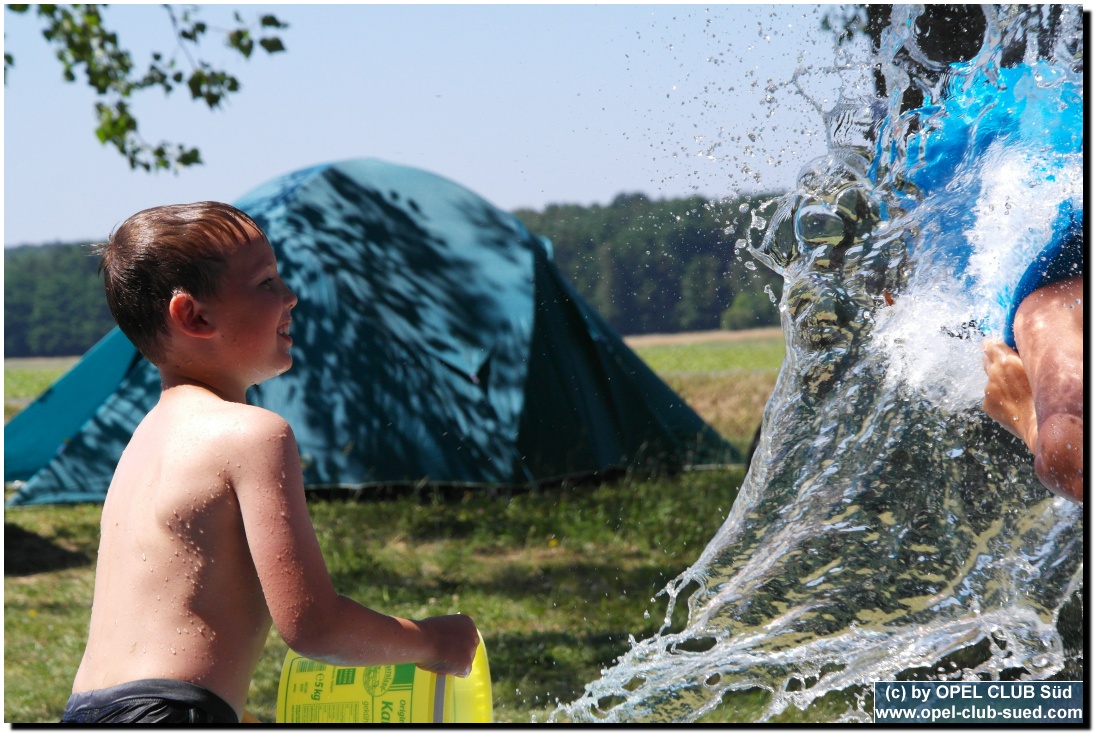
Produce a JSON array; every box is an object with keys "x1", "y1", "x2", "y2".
[{"x1": 61, "y1": 202, "x2": 480, "y2": 723}]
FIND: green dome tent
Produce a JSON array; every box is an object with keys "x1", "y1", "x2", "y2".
[{"x1": 5, "y1": 159, "x2": 739, "y2": 505}]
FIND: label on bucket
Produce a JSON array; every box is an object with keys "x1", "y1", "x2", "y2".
[{"x1": 276, "y1": 634, "x2": 493, "y2": 723}]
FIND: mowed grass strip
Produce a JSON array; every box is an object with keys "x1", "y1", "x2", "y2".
[{"x1": 630, "y1": 334, "x2": 785, "y2": 375}]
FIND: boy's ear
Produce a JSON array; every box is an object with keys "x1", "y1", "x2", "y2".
[{"x1": 168, "y1": 291, "x2": 216, "y2": 338}]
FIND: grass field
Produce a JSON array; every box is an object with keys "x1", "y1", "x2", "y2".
[
  {"x1": 4, "y1": 329, "x2": 785, "y2": 723},
  {"x1": 4, "y1": 356, "x2": 76, "y2": 422}
]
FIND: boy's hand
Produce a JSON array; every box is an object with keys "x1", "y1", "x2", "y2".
[{"x1": 415, "y1": 614, "x2": 480, "y2": 678}]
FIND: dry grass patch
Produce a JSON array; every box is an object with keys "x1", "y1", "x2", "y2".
[{"x1": 665, "y1": 370, "x2": 778, "y2": 450}]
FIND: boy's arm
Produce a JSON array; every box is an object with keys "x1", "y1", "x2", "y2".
[{"x1": 231, "y1": 410, "x2": 480, "y2": 675}]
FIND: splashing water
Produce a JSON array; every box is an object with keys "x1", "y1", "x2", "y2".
[{"x1": 553, "y1": 6, "x2": 1083, "y2": 724}]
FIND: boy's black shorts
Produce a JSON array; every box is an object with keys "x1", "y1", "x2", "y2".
[{"x1": 59, "y1": 678, "x2": 239, "y2": 724}]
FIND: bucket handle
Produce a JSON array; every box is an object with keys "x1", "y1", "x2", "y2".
[{"x1": 432, "y1": 674, "x2": 447, "y2": 723}]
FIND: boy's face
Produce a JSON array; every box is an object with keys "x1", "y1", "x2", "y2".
[{"x1": 207, "y1": 223, "x2": 298, "y2": 385}]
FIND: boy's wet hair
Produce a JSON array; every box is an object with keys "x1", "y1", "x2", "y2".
[{"x1": 96, "y1": 201, "x2": 264, "y2": 364}]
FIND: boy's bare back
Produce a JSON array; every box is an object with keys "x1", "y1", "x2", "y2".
[{"x1": 73, "y1": 388, "x2": 287, "y2": 716}]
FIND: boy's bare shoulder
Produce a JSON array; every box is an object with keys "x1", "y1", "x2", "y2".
[
  {"x1": 218, "y1": 401, "x2": 294, "y2": 437},
  {"x1": 162, "y1": 392, "x2": 296, "y2": 452},
  {"x1": 142, "y1": 390, "x2": 300, "y2": 500},
  {"x1": 219, "y1": 408, "x2": 296, "y2": 468}
]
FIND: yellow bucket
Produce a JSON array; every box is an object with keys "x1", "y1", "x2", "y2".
[{"x1": 275, "y1": 633, "x2": 492, "y2": 723}]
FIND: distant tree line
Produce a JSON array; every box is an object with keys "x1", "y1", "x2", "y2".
[
  {"x1": 514, "y1": 192, "x2": 783, "y2": 336},
  {"x1": 4, "y1": 193, "x2": 784, "y2": 357},
  {"x1": 5, "y1": 241, "x2": 115, "y2": 357}
]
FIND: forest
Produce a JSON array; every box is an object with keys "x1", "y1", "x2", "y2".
[{"x1": 4, "y1": 192, "x2": 784, "y2": 358}]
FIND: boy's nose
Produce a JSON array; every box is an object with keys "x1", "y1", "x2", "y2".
[{"x1": 284, "y1": 283, "x2": 299, "y2": 309}]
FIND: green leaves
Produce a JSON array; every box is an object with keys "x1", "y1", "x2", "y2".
[
  {"x1": 93, "y1": 99, "x2": 136, "y2": 144},
  {"x1": 185, "y1": 66, "x2": 239, "y2": 108},
  {"x1": 259, "y1": 37, "x2": 285, "y2": 54},
  {"x1": 223, "y1": 10, "x2": 287, "y2": 58},
  {"x1": 5, "y1": 4, "x2": 289, "y2": 172},
  {"x1": 226, "y1": 27, "x2": 254, "y2": 58}
]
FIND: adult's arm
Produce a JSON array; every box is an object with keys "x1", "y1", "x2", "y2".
[{"x1": 1009, "y1": 275, "x2": 1084, "y2": 502}]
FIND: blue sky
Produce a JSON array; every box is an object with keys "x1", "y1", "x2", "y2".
[{"x1": 4, "y1": 4, "x2": 845, "y2": 246}]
